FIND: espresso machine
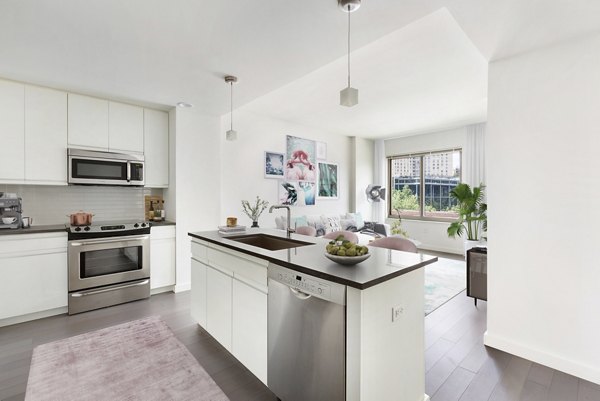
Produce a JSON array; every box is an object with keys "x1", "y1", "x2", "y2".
[{"x1": 0, "y1": 193, "x2": 23, "y2": 229}]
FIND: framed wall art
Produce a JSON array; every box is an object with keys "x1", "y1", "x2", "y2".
[
  {"x1": 264, "y1": 151, "x2": 285, "y2": 178},
  {"x1": 317, "y1": 162, "x2": 338, "y2": 199}
]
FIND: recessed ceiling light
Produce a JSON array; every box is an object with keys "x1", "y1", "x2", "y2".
[{"x1": 176, "y1": 102, "x2": 193, "y2": 108}]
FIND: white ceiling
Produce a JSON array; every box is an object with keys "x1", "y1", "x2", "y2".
[
  {"x1": 1, "y1": 0, "x2": 599, "y2": 137},
  {"x1": 243, "y1": 9, "x2": 488, "y2": 139}
]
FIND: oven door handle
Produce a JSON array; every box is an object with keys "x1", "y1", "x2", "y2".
[
  {"x1": 70, "y1": 235, "x2": 149, "y2": 247},
  {"x1": 70, "y1": 279, "x2": 150, "y2": 297}
]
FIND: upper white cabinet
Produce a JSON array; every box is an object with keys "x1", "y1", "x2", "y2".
[
  {"x1": 68, "y1": 96, "x2": 144, "y2": 154},
  {"x1": 0, "y1": 79, "x2": 25, "y2": 182},
  {"x1": 109, "y1": 101, "x2": 144, "y2": 154},
  {"x1": 68, "y1": 93, "x2": 109, "y2": 150},
  {"x1": 144, "y1": 109, "x2": 169, "y2": 188},
  {"x1": 25, "y1": 85, "x2": 67, "y2": 184}
]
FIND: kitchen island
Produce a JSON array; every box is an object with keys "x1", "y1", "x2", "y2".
[{"x1": 188, "y1": 228, "x2": 437, "y2": 401}]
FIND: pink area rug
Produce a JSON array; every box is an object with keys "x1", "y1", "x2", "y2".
[{"x1": 25, "y1": 316, "x2": 229, "y2": 401}]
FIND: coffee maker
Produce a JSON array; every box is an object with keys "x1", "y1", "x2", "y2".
[{"x1": 0, "y1": 193, "x2": 23, "y2": 229}]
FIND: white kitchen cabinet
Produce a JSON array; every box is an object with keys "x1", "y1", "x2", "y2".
[
  {"x1": 25, "y1": 85, "x2": 68, "y2": 184},
  {"x1": 150, "y1": 225, "x2": 175, "y2": 290},
  {"x1": 206, "y1": 266, "x2": 233, "y2": 351},
  {"x1": 232, "y1": 278, "x2": 268, "y2": 384},
  {"x1": 190, "y1": 239, "x2": 269, "y2": 382},
  {"x1": 68, "y1": 93, "x2": 109, "y2": 150},
  {"x1": 191, "y1": 258, "x2": 207, "y2": 327},
  {"x1": 144, "y1": 109, "x2": 169, "y2": 188},
  {"x1": 0, "y1": 79, "x2": 25, "y2": 182},
  {"x1": 109, "y1": 101, "x2": 144, "y2": 154},
  {"x1": 0, "y1": 232, "x2": 68, "y2": 325}
]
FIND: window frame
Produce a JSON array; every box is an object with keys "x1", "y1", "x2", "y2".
[{"x1": 387, "y1": 149, "x2": 463, "y2": 222}]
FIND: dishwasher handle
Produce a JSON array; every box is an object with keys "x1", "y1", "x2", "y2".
[{"x1": 290, "y1": 287, "x2": 312, "y2": 300}]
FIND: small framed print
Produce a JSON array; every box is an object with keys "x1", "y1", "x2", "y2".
[
  {"x1": 317, "y1": 162, "x2": 338, "y2": 199},
  {"x1": 316, "y1": 141, "x2": 327, "y2": 160},
  {"x1": 264, "y1": 151, "x2": 285, "y2": 179}
]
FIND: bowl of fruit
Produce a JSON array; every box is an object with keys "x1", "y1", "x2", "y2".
[{"x1": 324, "y1": 236, "x2": 371, "y2": 265}]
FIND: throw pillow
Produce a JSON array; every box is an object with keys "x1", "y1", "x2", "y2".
[
  {"x1": 346, "y1": 212, "x2": 365, "y2": 230},
  {"x1": 314, "y1": 223, "x2": 327, "y2": 237},
  {"x1": 292, "y1": 215, "x2": 309, "y2": 228},
  {"x1": 321, "y1": 215, "x2": 342, "y2": 233},
  {"x1": 340, "y1": 218, "x2": 358, "y2": 232}
]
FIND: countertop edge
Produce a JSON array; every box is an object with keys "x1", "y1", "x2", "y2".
[
  {"x1": 0, "y1": 225, "x2": 67, "y2": 236},
  {"x1": 188, "y1": 231, "x2": 438, "y2": 290}
]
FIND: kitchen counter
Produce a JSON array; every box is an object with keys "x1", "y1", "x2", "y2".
[
  {"x1": 188, "y1": 228, "x2": 437, "y2": 290},
  {"x1": 0, "y1": 224, "x2": 67, "y2": 236},
  {"x1": 150, "y1": 220, "x2": 176, "y2": 227}
]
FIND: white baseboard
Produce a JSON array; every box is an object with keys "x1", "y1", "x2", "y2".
[
  {"x1": 151, "y1": 285, "x2": 175, "y2": 295},
  {"x1": 418, "y1": 244, "x2": 462, "y2": 255},
  {"x1": 0, "y1": 306, "x2": 67, "y2": 328},
  {"x1": 174, "y1": 282, "x2": 191, "y2": 293},
  {"x1": 484, "y1": 331, "x2": 600, "y2": 385}
]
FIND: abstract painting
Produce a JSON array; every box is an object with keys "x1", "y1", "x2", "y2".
[
  {"x1": 278, "y1": 181, "x2": 316, "y2": 206},
  {"x1": 285, "y1": 135, "x2": 316, "y2": 182},
  {"x1": 264, "y1": 151, "x2": 284, "y2": 178},
  {"x1": 317, "y1": 162, "x2": 338, "y2": 199}
]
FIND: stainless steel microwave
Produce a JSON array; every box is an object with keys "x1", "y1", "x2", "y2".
[{"x1": 68, "y1": 148, "x2": 145, "y2": 186}]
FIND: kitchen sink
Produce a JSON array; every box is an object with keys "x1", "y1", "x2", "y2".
[{"x1": 226, "y1": 234, "x2": 313, "y2": 251}]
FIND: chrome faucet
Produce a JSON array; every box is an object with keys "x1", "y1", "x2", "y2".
[{"x1": 269, "y1": 205, "x2": 294, "y2": 238}]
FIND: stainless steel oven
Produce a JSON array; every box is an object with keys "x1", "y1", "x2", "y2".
[
  {"x1": 67, "y1": 221, "x2": 151, "y2": 314},
  {"x1": 68, "y1": 148, "x2": 144, "y2": 186}
]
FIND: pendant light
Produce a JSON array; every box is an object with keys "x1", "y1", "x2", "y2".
[
  {"x1": 225, "y1": 75, "x2": 238, "y2": 141},
  {"x1": 338, "y1": 0, "x2": 360, "y2": 107}
]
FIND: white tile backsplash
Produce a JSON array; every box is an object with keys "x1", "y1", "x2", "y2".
[{"x1": 1, "y1": 185, "x2": 162, "y2": 225}]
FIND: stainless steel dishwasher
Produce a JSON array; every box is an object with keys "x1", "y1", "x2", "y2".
[{"x1": 268, "y1": 263, "x2": 346, "y2": 401}]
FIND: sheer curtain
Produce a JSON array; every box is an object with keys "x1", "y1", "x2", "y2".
[
  {"x1": 464, "y1": 123, "x2": 486, "y2": 188},
  {"x1": 373, "y1": 139, "x2": 387, "y2": 222}
]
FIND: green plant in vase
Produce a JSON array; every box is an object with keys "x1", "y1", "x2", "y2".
[
  {"x1": 447, "y1": 183, "x2": 487, "y2": 254},
  {"x1": 390, "y1": 208, "x2": 409, "y2": 238},
  {"x1": 241, "y1": 196, "x2": 269, "y2": 228}
]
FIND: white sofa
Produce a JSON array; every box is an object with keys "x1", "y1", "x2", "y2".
[{"x1": 274, "y1": 212, "x2": 391, "y2": 245}]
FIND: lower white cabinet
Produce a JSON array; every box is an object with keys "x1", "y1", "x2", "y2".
[
  {"x1": 191, "y1": 259, "x2": 207, "y2": 326},
  {"x1": 150, "y1": 226, "x2": 176, "y2": 290},
  {"x1": 206, "y1": 266, "x2": 233, "y2": 351},
  {"x1": 190, "y1": 240, "x2": 268, "y2": 384},
  {"x1": 0, "y1": 233, "x2": 68, "y2": 323},
  {"x1": 232, "y1": 278, "x2": 268, "y2": 383}
]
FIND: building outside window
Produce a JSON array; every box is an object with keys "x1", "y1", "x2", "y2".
[{"x1": 389, "y1": 149, "x2": 461, "y2": 220}]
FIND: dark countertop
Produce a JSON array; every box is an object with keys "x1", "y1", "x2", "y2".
[
  {"x1": 0, "y1": 224, "x2": 67, "y2": 236},
  {"x1": 150, "y1": 220, "x2": 176, "y2": 227},
  {"x1": 188, "y1": 229, "x2": 438, "y2": 290}
]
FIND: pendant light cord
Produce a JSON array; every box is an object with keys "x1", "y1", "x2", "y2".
[
  {"x1": 230, "y1": 81, "x2": 233, "y2": 131},
  {"x1": 347, "y1": 5, "x2": 351, "y2": 88}
]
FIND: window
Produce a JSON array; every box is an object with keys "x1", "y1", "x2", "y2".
[{"x1": 389, "y1": 149, "x2": 461, "y2": 220}]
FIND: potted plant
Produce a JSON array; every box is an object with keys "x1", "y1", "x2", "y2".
[
  {"x1": 390, "y1": 208, "x2": 409, "y2": 238},
  {"x1": 241, "y1": 196, "x2": 269, "y2": 228},
  {"x1": 447, "y1": 183, "x2": 487, "y2": 255}
]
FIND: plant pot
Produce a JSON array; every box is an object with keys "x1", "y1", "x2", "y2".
[
  {"x1": 251, "y1": 221, "x2": 259, "y2": 228},
  {"x1": 464, "y1": 240, "x2": 481, "y2": 256}
]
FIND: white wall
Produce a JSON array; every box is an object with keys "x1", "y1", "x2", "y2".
[
  {"x1": 171, "y1": 108, "x2": 221, "y2": 292},
  {"x1": 350, "y1": 137, "x2": 374, "y2": 220},
  {"x1": 485, "y1": 33, "x2": 600, "y2": 384},
  {"x1": 384, "y1": 127, "x2": 468, "y2": 254},
  {"x1": 219, "y1": 110, "x2": 352, "y2": 227}
]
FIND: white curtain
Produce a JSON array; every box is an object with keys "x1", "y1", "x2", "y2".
[
  {"x1": 464, "y1": 123, "x2": 486, "y2": 188},
  {"x1": 372, "y1": 139, "x2": 387, "y2": 222}
]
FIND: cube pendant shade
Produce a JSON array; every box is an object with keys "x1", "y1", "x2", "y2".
[
  {"x1": 226, "y1": 129, "x2": 237, "y2": 141},
  {"x1": 340, "y1": 87, "x2": 358, "y2": 107}
]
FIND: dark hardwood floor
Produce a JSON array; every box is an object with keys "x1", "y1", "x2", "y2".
[{"x1": 1, "y1": 290, "x2": 599, "y2": 401}]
